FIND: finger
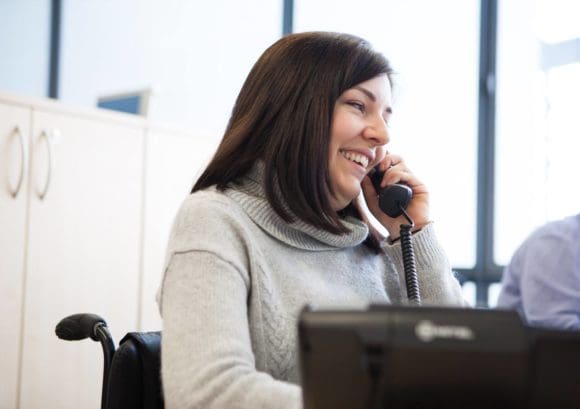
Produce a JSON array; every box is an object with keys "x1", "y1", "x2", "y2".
[
  {"x1": 379, "y1": 153, "x2": 404, "y2": 172},
  {"x1": 383, "y1": 168, "x2": 413, "y2": 186},
  {"x1": 370, "y1": 155, "x2": 404, "y2": 189}
]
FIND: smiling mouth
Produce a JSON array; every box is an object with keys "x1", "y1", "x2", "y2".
[{"x1": 340, "y1": 150, "x2": 370, "y2": 168}]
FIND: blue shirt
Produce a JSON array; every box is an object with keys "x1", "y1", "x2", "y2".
[{"x1": 497, "y1": 214, "x2": 580, "y2": 330}]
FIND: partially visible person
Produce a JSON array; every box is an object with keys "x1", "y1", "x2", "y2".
[{"x1": 497, "y1": 213, "x2": 580, "y2": 330}]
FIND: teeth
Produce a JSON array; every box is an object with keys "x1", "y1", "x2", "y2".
[{"x1": 340, "y1": 150, "x2": 369, "y2": 168}]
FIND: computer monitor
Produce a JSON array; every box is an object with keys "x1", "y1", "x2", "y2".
[
  {"x1": 97, "y1": 89, "x2": 150, "y2": 116},
  {"x1": 298, "y1": 305, "x2": 580, "y2": 409}
]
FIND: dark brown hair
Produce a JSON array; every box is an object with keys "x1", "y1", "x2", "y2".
[{"x1": 193, "y1": 32, "x2": 394, "y2": 234}]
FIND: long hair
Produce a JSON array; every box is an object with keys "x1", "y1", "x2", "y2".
[{"x1": 193, "y1": 32, "x2": 393, "y2": 234}]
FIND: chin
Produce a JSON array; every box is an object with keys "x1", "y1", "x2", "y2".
[{"x1": 333, "y1": 188, "x2": 360, "y2": 210}]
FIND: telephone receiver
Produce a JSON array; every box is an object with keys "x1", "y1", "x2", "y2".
[
  {"x1": 368, "y1": 166, "x2": 413, "y2": 218},
  {"x1": 368, "y1": 165, "x2": 421, "y2": 305}
]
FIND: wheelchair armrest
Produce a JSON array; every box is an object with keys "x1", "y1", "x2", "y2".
[{"x1": 106, "y1": 331, "x2": 163, "y2": 409}]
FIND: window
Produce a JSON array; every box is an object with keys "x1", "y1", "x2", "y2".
[
  {"x1": 10, "y1": 0, "x2": 578, "y2": 307},
  {"x1": 495, "y1": 0, "x2": 580, "y2": 265},
  {"x1": 0, "y1": 0, "x2": 51, "y2": 97},
  {"x1": 295, "y1": 0, "x2": 481, "y2": 269}
]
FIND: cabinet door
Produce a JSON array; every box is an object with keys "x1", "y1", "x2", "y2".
[
  {"x1": 140, "y1": 127, "x2": 218, "y2": 330},
  {"x1": 19, "y1": 109, "x2": 145, "y2": 409},
  {"x1": 0, "y1": 102, "x2": 30, "y2": 409}
]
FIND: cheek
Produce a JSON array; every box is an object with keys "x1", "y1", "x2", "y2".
[{"x1": 329, "y1": 113, "x2": 356, "y2": 145}]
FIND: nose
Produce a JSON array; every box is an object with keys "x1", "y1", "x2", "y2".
[{"x1": 362, "y1": 115, "x2": 390, "y2": 146}]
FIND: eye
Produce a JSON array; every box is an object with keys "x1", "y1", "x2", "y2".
[
  {"x1": 383, "y1": 110, "x2": 393, "y2": 127},
  {"x1": 347, "y1": 101, "x2": 365, "y2": 113}
]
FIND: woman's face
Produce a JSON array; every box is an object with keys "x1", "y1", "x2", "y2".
[{"x1": 328, "y1": 74, "x2": 392, "y2": 210}]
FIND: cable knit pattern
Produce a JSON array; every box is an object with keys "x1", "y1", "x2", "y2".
[
  {"x1": 157, "y1": 165, "x2": 466, "y2": 409},
  {"x1": 258, "y1": 265, "x2": 297, "y2": 381},
  {"x1": 226, "y1": 164, "x2": 369, "y2": 250}
]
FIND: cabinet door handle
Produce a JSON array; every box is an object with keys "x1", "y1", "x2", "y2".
[
  {"x1": 37, "y1": 130, "x2": 53, "y2": 200},
  {"x1": 8, "y1": 126, "x2": 26, "y2": 198}
]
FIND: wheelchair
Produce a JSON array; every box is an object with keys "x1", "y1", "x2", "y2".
[{"x1": 55, "y1": 313, "x2": 164, "y2": 409}]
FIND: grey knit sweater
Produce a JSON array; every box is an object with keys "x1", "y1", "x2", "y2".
[{"x1": 158, "y1": 166, "x2": 465, "y2": 409}]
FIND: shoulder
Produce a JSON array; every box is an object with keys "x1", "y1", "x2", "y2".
[
  {"x1": 521, "y1": 214, "x2": 580, "y2": 250},
  {"x1": 176, "y1": 188, "x2": 244, "y2": 223},
  {"x1": 168, "y1": 188, "x2": 254, "y2": 254},
  {"x1": 542, "y1": 214, "x2": 580, "y2": 239},
  {"x1": 507, "y1": 214, "x2": 580, "y2": 274}
]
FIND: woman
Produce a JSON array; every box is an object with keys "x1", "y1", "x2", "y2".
[{"x1": 158, "y1": 32, "x2": 465, "y2": 409}]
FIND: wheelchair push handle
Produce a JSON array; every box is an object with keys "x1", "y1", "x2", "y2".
[
  {"x1": 55, "y1": 313, "x2": 108, "y2": 341},
  {"x1": 55, "y1": 313, "x2": 116, "y2": 409}
]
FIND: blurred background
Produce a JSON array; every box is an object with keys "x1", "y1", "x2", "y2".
[{"x1": 1, "y1": 0, "x2": 579, "y2": 306}]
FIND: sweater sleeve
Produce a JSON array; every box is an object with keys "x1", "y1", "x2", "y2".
[
  {"x1": 381, "y1": 223, "x2": 468, "y2": 306},
  {"x1": 158, "y1": 194, "x2": 302, "y2": 409}
]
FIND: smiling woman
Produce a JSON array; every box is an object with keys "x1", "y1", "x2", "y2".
[
  {"x1": 157, "y1": 31, "x2": 466, "y2": 409},
  {"x1": 192, "y1": 32, "x2": 397, "y2": 235},
  {"x1": 328, "y1": 75, "x2": 391, "y2": 210}
]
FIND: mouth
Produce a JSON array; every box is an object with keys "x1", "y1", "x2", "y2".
[{"x1": 339, "y1": 149, "x2": 372, "y2": 169}]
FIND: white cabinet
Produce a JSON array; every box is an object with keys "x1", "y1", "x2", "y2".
[
  {"x1": 0, "y1": 93, "x2": 215, "y2": 409},
  {"x1": 0, "y1": 101, "x2": 31, "y2": 409},
  {"x1": 139, "y1": 126, "x2": 217, "y2": 330},
  {"x1": 0, "y1": 93, "x2": 146, "y2": 409},
  {"x1": 19, "y1": 108, "x2": 145, "y2": 409}
]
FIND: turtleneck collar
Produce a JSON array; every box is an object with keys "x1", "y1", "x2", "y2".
[{"x1": 223, "y1": 162, "x2": 369, "y2": 250}]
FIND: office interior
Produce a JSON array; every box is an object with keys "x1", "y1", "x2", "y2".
[{"x1": 1, "y1": 0, "x2": 579, "y2": 408}]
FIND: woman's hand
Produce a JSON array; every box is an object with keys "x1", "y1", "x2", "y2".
[{"x1": 359, "y1": 153, "x2": 430, "y2": 240}]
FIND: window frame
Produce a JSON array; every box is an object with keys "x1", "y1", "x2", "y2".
[{"x1": 49, "y1": 0, "x2": 580, "y2": 307}]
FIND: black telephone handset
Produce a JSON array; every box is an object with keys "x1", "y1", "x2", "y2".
[
  {"x1": 368, "y1": 167, "x2": 413, "y2": 218},
  {"x1": 368, "y1": 166, "x2": 421, "y2": 305}
]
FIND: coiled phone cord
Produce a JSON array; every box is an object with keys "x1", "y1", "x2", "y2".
[
  {"x1": 399, "y1": 206, "x2": 421, "y2": 305},
  {"x1": 368, "y1": 167, "x2": 421, "y2": 305}
]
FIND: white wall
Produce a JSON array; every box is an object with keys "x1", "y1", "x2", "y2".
[{"x1": 59, "y1": 0, "x2": 283, "y2": 139}]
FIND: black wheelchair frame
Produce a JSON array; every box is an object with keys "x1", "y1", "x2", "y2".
[{"x1": 55, "y1": 313, "x2": 163, "y2": 409}]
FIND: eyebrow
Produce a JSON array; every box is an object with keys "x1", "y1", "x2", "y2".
[{"x1": 353, "y1": 85, "x2": 393, "y2": 114}]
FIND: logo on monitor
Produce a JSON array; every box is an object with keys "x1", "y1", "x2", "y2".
[{"x1": 415, "y1": 320, "x2": 475, "y2": 342}]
